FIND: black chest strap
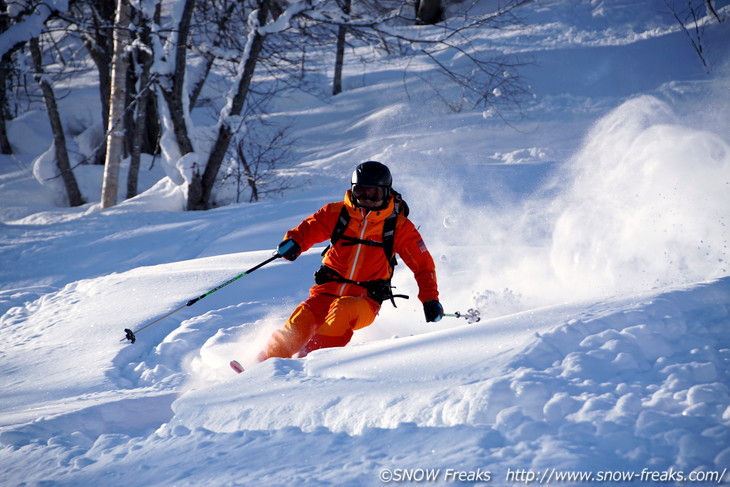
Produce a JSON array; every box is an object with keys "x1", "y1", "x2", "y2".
[{"x1": 327, "y1": 205, "x2": 398, "y2": 266}]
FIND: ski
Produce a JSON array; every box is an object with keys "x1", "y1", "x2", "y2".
[{"x1": 230, "y1": 360, "x2": 244, "y2": 374}]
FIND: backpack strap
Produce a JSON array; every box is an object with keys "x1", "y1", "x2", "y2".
[
  {"x1": 318, "y1": 195, "x2": 410, "y2": 307},
  {"x1": 330, "y1": 205, "x2": 351, "y2": 247},
  {"x1": 324, "y1": 192, "x2": 407, "y2": 270},
  {"x1": 382, "y1": 211, "x2": 397, "y2": 268},
  {"x1": 321, "y1": 205, "x2": 350, "y2": 257}
]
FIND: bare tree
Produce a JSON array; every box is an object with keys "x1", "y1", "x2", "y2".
[
  {"x1": 1, "y1": 0, "x2": 536, "y2": 211},
  {"x1": 0, "y1": 0, "x2": 36, "y2": 155},
  {"x1": 187, "y1": 0, "x2": 271, "y2": 210},
  {"x1": 332, "y1": 0, "x2": 351, "y2": 95},
  {"x1": 705, "y1": 0, "x2": 723, "y2": 23},
  {"x1": 188, "y1": 0, "x2": 242, "y2": 108},
  {"x1": 29, "y1": 37, "x2": 84, "y2": 207},
  {"x1": 664, "y1": 0, "x2": 724, "y2": 73},
  {"x1": 228, "y1": 117, "x2": 295, "y2": 203},
  {"x1": 183, "y1": 0, "x2": 534, "y2": 209},
  {"x1": 0, "y1": 46, "x2": 17, "y2": 154},
  {"x1": 70, "y1": 0, "x2": 115, "y2": 165},
  {"x1": 310, "y1": 0, "x2": 534, "y2": 113},
  {"x1": 126, "y1": 6, "x2": 158, "y2": 199},
  {"x1": 157, "y1": 0, "x2": 196, "y2": 158}
]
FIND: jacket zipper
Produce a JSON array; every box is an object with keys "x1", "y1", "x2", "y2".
[{"x1": 338, "y1": 210, "x2": 369, "y2": 295}]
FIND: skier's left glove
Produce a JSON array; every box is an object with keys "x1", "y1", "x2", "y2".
[
  {"x1": 423, "y1": 300, "x2": 444, "y2": 323},
  {"x1": 277, "y1": 238, "x2": 301, "y2": 261}
]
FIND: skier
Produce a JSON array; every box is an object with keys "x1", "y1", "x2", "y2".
[{"x1": 257, "y1": 161, "x2": 444, "y2": 361}]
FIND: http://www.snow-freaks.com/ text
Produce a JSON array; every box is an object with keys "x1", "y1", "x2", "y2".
[{"x1": 378, "y1": 466, "x2": 728, "y2": 484}]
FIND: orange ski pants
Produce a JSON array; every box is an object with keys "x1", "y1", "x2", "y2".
[{"x1": 259, "y1": 293, "x2": 379, "y2": 361}]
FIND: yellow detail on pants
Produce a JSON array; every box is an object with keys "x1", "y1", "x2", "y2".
[{"x1": 260, "y1": 295, "x2": 378, "y2": 360}]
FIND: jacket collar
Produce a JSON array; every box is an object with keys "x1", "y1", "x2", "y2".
[{"x1": 344, "y1": 190, "x2": 394, "y2": 222}]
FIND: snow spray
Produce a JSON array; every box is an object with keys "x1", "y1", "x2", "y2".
[
  {"x1": 550, "y1": 95, "x2": 729, "y2": 295},
  {"x1": 405, "y1": 95, "x2": 729, "y2": 321}
]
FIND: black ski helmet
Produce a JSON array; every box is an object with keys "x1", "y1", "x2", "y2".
[{"x1": 351, "y1": 161, "x2": 392, "y2": 190}]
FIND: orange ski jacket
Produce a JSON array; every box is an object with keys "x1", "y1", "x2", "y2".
[{"x1": 284, "y1": 191, "x2": 439, "y2": 304}]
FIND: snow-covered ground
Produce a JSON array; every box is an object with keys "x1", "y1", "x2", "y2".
[{"x1": 1, "y1": 1, "x2": 729, "y2": 485}]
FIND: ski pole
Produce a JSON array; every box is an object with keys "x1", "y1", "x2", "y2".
[
  {"x1": 122, "y1": 252, "x2": 282, "y2": 344},
  {"x1": 444, "y1": 308, "x2": 481, "y2": 323}
]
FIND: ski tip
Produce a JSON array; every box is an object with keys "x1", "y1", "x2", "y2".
[{"x1": 230, "y1": 360, "x2": 244, "y2": 374}]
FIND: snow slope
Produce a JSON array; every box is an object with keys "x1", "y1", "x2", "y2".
[{"x1": 1, "y1": 0, "x2": 730, "y2": 485}]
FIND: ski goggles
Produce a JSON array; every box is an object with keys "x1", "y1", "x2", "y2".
[{"x1": 352, "y1": 184, "x2": 387, "y2": 202}]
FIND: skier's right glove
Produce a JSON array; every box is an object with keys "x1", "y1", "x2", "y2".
[
  {"x1": 423, "y1": 300, "x2": 444, "y2": 323},
  {"x1": 277, "y1": 238, "x2": 301, "y2": 261}
]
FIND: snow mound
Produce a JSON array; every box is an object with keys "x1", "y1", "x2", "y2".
[{"x1": 2, "y1": 278, "x2": 726, "y2": 486}]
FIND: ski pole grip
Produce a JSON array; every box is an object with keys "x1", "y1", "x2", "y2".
[{"x1": 124, "y1": 328, "x2": 136, "y2": 343}]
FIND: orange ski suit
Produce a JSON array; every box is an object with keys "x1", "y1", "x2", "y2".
[{"x1": 259, "y1": 190, "x2": 439, "y2": 360}]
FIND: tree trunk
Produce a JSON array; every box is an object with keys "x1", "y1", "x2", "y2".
[
  {"x1": 187, "y1": 0, "x2": 269, "y2": 210},
  {"x1": 161, "y1": 0, "x2": 196, "y2": 156},
  {"x1": 29, "y1": 37, "x2": 84, "y2": 207},
  {"x1": 236, "y1": 140, "x2": 258, "y2": 202},
  {"x1": 0, "y1": 7, "x2": 19, "y2": 155},
  {"x1": 127, "y1": 8, "x2": 155, "y2": 199},
  {"x1": 101, "y1": 0, "x2": 131, "y2": 209},
  {"x1": 153, "y1": 0, "x2": 197, "y2": 206},
  {"x1": 0, "y1": 117, "x2": 9, "y2": 154},
  {"x1": 82, "y1": 0, "x2": 115, "y2": 165},
  {"x1": 139, "y1": 1, "x2": 161, "y2": 157},
  {"x1": 127, "y1": 75, "x2": 150, "y2": 200},
  {"x1": 0, "y1": 52, "x2": 13, "y2": 154},
  {"x1": 0, "y1": 0, "x2": 19, "y2": 155},
  {"x1": 332, "y1": 0, "x2": 351, "y2": 96}
]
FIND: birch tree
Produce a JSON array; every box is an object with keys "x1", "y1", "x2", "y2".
[{"x1": 100, "y1": 0, "x2": 132, "y2": 209}]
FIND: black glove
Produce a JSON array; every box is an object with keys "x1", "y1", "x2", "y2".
[
  {"x1": 277, "y1": 238, "x2": 301, "y2": 261},
  {"x1": 423, "y1": 300, "x2": 444, "y2": 323}
]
